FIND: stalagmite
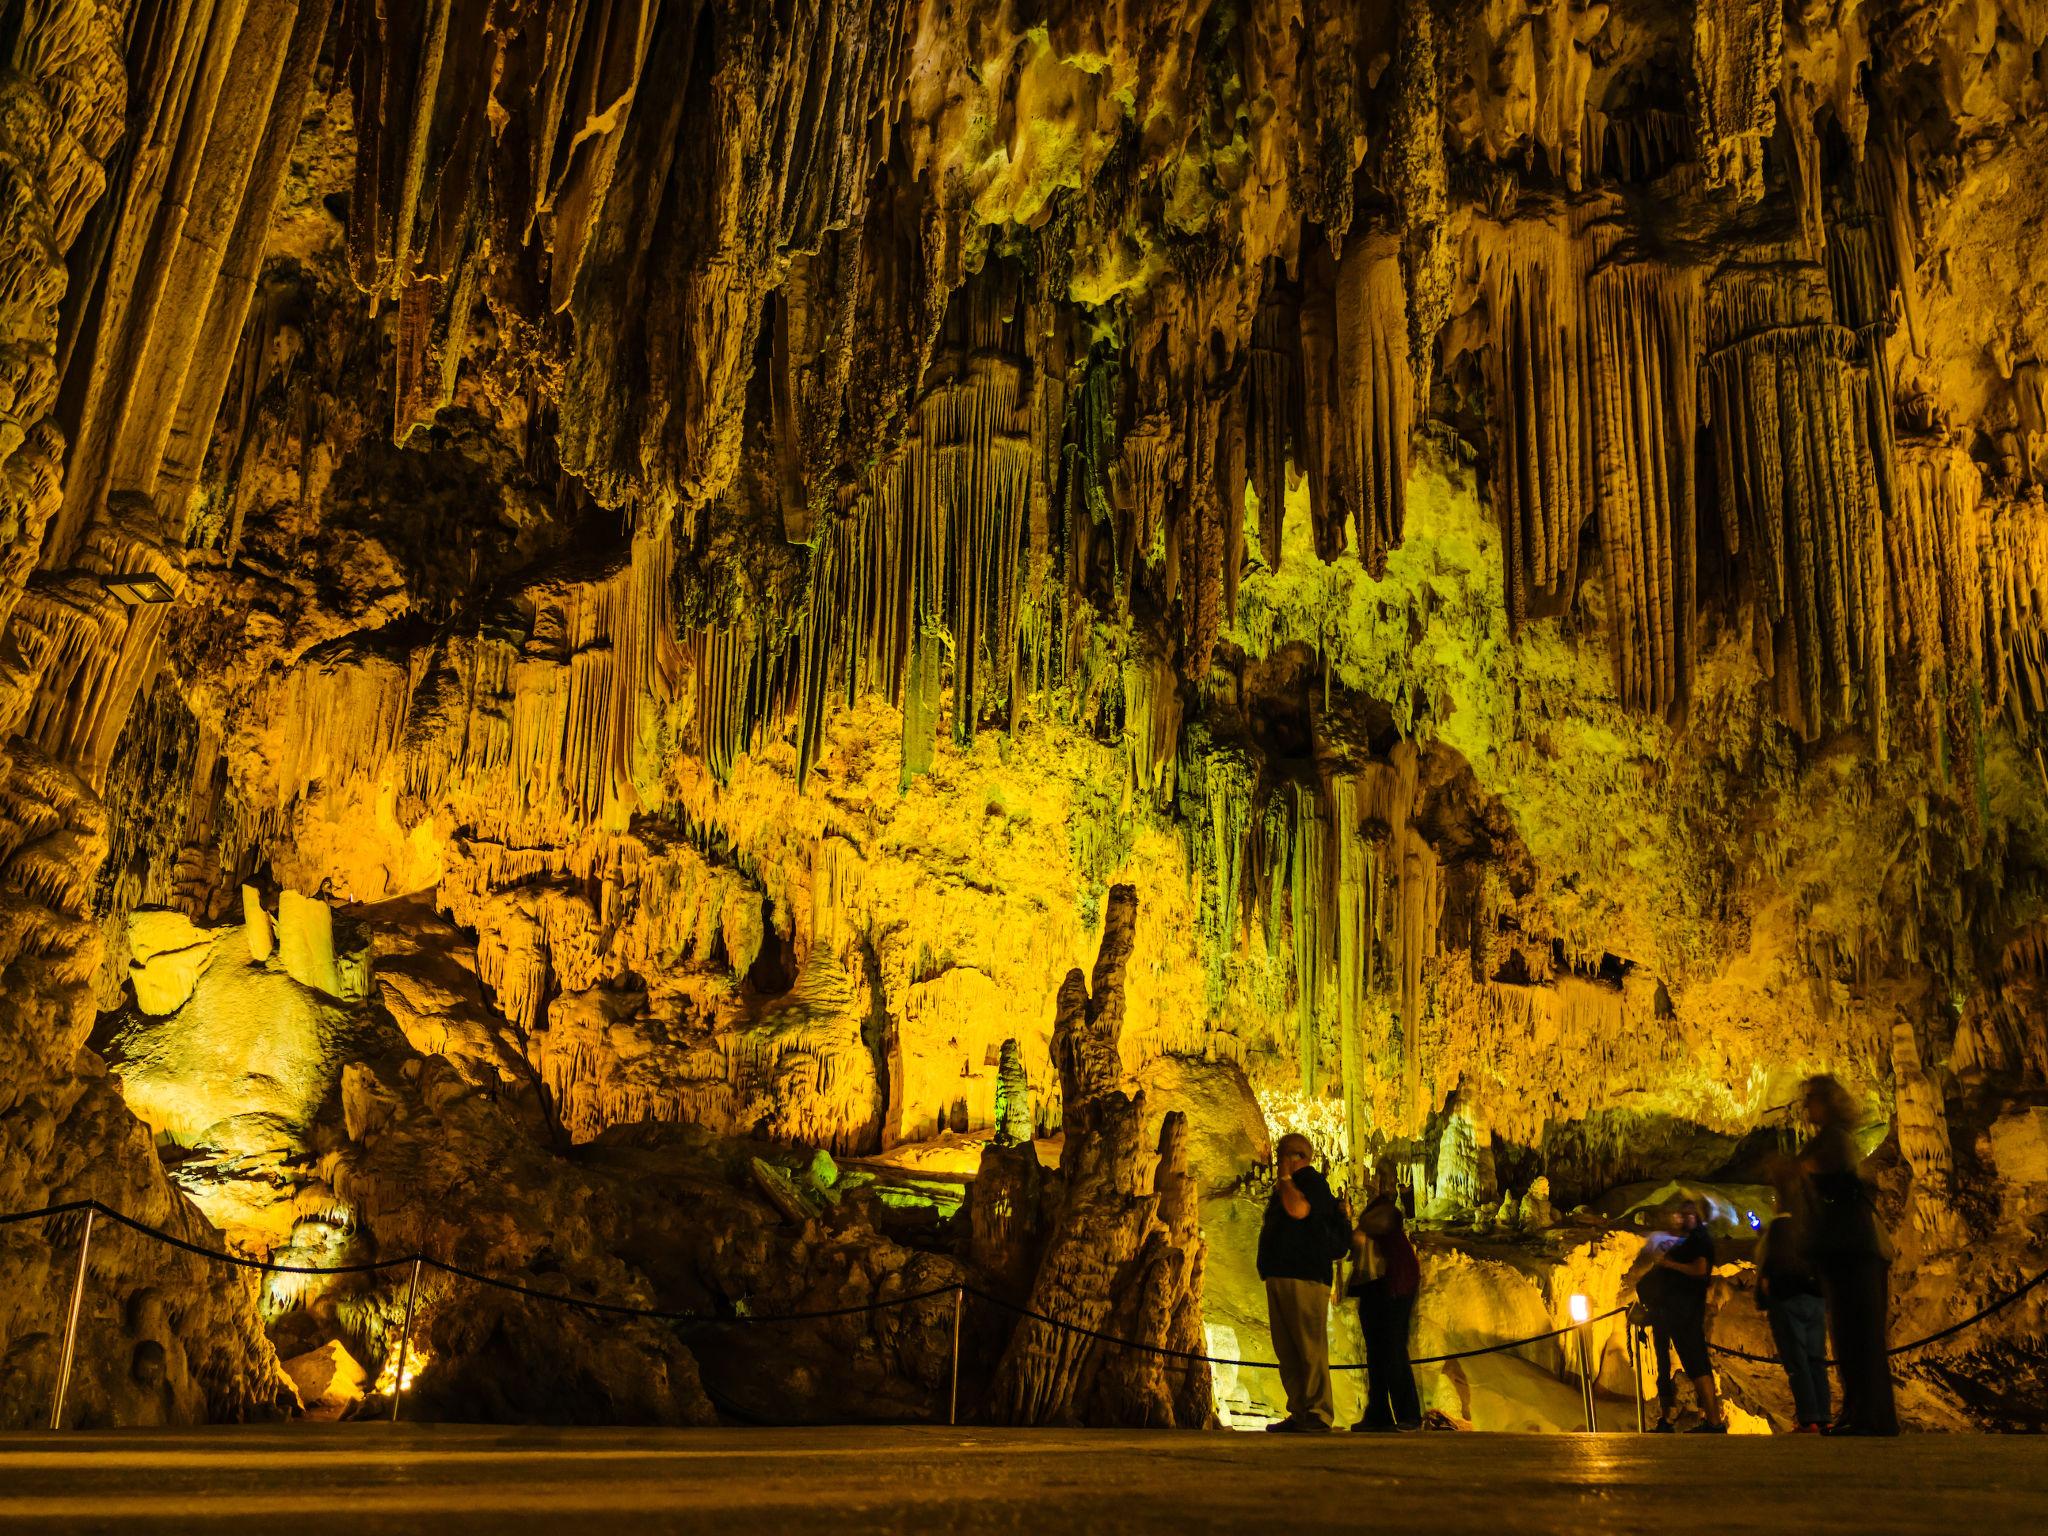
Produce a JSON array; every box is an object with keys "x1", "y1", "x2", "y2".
[{"x1": 989, "y1": 888, "x2": 1210, "y2": 1428}]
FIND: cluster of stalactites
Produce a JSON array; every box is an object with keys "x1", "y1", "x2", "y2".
[
  {"x1": 1183, "y1": 736, "x2": 1441, "y2": 1154},
  {"x1": 1704, "y1": 257, "x2": 1889, "y2": 754},
  {"x1": 690, "y1": 270, "x2": 1046, "y2": 791},
  {"x1": 346, "y1": 0, "x2": 904, "y2": 514},
  {"x1": 1253, "y1": 233, "x2": 1417, "y2": 579},
  {"x1": 1477, "y1": 211, "x2": 1597, "y2": 632},
  {"x1": 235, "y1": 532, "x2": 684, "y2": 846},
  {"x1": 1586, "y1": 240, "x2": 1703, "y2": 717},
  {"x1": 5, "y1": 0, "x2": 331, "y2": 786}
]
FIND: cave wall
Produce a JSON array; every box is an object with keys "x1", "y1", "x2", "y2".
[{"x1": 4, "y1": 0, "x2": 2048, "y2": 1427}]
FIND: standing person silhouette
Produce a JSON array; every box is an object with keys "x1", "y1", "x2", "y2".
[
  {"x1": 1349, "y1": 1194, "x2": 1423, "y2": 1432},
  {"x1": 1799, "y1": 1074, "x2": 1899, "y2": 1435},
  {"x1": 1630, "y1": 1201, "x2": 1727, "y2": 1431},
  {"x1": 1257, "y1": 1134, "x2": 1351, "y2": 1432},
  {"x1": 1758, "y1": 1160, "x2": 1830, "y2": 1432}
]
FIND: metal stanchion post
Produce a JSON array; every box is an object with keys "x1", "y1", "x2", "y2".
[
  {"x1": 1576, "y1": 1324, "x2": 1598, "y2": 1433},
  {"x1": 49, "y1": 1207, "x2": 97, "y2": 1430},
  {"x1": 1629, "y1": 1323, "x2": 1647, "y2": 1433},
  {"x1": 949, "y1": 1287, "x2": 963, "y2": 1427},
  {"x1": 390, "y1": 1256, "x2": 423, "y2": 1424}
]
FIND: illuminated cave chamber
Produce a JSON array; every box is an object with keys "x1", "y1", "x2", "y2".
[{"x1": 3, "y1": 0, "x2": 2047, "y2": 1432}]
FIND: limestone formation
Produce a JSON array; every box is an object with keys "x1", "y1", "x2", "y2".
[
  {"x1": 989, "y1": 888, "x2": 1211, "y2": 1429},
  {"x1": 4, "y1": 0, "x2": 2048, "y2": 1432}
]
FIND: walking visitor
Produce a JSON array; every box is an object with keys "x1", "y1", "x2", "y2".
[{"x1": 1256, "y1": 1133, "x2": 1351, "y2": 1433}]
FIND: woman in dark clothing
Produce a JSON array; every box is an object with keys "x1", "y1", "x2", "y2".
[
  {"x1": 1349, "y1": 1195, "x2": 1423, "y2": 1431},
  {"x1": 1798, "y1": 1074, "x2": 1898, "y2": 1436},
  {"x1": 1759, "y1": 1162, "x2": 1830, "y2": 1431}
]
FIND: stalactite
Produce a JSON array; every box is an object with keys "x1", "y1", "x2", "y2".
[
  {"x1": 1388, "y1": 0, "x2": 1451, "y2": 380},
  {"x1": 1703, "y1": 258, "x2": 1888, "y2": 752},
  {"x1": 1295, "y1": 233, "x2": 1414, "y2": 576},
  {"x1": 1889, "y1": 442, "x2": 1987, "y2": 769},
  {"x1": 1244, "y1": 270, "x2": 1297, "y2": 573},
  {"x1": 1987, "y1": 485, "x2": 2048, "y2": 736},
  {"x1": 1586, "y1": 241, "x2": 1703, "y2": 716},
  {"x1": 1688, "y1": 0, "x2": 1781, "y2": 204},
  {"x1": 1478, "y1": 213, "x2": 1594, "y2": 629}
]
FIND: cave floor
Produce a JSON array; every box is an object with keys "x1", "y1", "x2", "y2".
[{"x1": 1, "y1": 1424, "x2": 2042, "y2": 1533}]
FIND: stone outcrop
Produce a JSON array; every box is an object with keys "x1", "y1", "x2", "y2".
[{"x1": 989, "y1": 887, "x2": 1211, "y2": 1429}]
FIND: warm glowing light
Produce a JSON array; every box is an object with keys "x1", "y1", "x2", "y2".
[{"x1": 1568, "y1": 1293, "x2": 1590, "y2": 1323}]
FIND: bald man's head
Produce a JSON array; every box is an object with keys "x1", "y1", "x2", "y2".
[{"x1": 1275, "y1": 1133, "x2": 1315, "y2": 1169}]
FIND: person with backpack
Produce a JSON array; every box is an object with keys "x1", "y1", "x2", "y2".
[
  {"x1": 1257, "y1": 1133, "x2": 1352, "y2": 1432},
  {"x1": 1758, "y1": 1160, "x2": 1830, "y2": 1432}
]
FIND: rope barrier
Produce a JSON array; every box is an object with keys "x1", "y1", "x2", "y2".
[
  {"x1": 8, "y1": 1200, "x2": 2039, "y2": 1378},
  {"x1": 1707, "y1": 1261, "x2": 2048, "y2": 1366},
  {"x1": 961, "y1": 1285, "x2": 1628, "y2": 1370},
  {"x1": 422, "y1": 1255, "x2": 963, "y2": 1325}
]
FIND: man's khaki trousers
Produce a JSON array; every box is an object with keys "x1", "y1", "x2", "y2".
[{"x1": 1265, "y1": 1277, "x2": 1335, "y2": 1426}]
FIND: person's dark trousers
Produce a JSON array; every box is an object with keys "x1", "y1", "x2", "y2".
[
  {"x1": 1649, "y1": 1318, "x2": 1679, "y2": 1415},
  {"x1": 1821, "y1": 1256, "x2": 1898, "y2": 1434},
  {"x1": 1358, "y1": 1291, "x2": 1422, "y2": 1427},
  {"x1": 1766, "y1": 1293, "x2": 1831, "y2": 1426}
]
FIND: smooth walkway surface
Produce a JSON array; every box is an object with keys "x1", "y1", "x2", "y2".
[{"x1": 1, "y1": 1424, "x2": 2043, "y2": 1533}]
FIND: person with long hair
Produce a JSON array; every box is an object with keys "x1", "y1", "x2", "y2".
[{"x1": 1798, "y1": 1074, "x2": 1899, "y2": 1435}]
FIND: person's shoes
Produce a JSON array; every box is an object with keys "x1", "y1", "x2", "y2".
[
  {"x1": 1296, "y1": 1417, "x2": 1334, "y2": 1434},
  {"x1": 1794, "y1": 1422, "x2": 1825, "y2": 1434},
  {"x1": 1351, "y1": 1419, "x2": 1397, "y2": 1433},
  {"x1": 1649, "y1": 1419, "x2": 1676, "y2": 1434},
  {"x1": 1394, "y1": 1419, "x2": 1424, "y2": 1433},
  {"x1": 1686, "y1": 1418, "x2": 1729, "y2": 1434},
  {"x1": 1265, "y1": 1418, "x2": 1304, "y2": 1433}
]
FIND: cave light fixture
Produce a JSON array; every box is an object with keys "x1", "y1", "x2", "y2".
[
  {"x1": 103, "y1": 571, "x2": 176, "y2": 605},
  {"x1": 1568, "y1": 1294, "x2": 1597, "y2": 1433}
]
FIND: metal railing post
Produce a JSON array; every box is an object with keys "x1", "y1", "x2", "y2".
[
  {"x1": 390, "y1": 1256, "x2": 423, "y2": 1424},
  {"x1": 1629, "y1": 1323, "x2": 1647, "y2": 1433},
  {"x1": 50, "y1": 1206, "x2": 97, "y2": 1430},
  {"x1": 948, "y1": 1286, "x2": 963, "y2": 1427},
  {"x1": 1575, "y1": 1322, "x2": 1597, "y2": 1433}
]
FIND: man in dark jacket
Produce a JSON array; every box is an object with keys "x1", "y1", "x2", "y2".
[{"x1": 1257, "y1": 1133, "x2": 1349, "y2": 1432}]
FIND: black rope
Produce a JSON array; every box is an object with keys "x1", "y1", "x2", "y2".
[
  {"x1": 1708, "y1": 1261, "x2": 2048, "y2": 1366},
  {"x1": 88, "y1": 1204, "x2": 413, "y2": 1276},
  {"x1": 11, "y1": 1200, "x2": 2038, "y2": 1377},
  {"x1": 422, "y1": 1255, "x2": 961, "y2": 1324},
  {"x1": 963, "y1": 1284, "x2": 1628, "y2": 1370},
  {"x1": 0, "y1": 1200, "x2": 94, "y2": 1227}
]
